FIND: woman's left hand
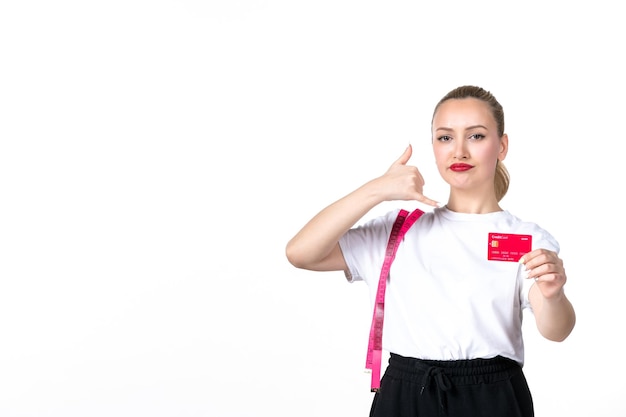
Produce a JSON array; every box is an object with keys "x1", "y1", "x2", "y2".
[{"x1": 521, "y1": 248, "x2": 567, "y2": 300}]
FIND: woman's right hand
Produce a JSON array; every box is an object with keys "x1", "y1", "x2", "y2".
[
  {"x1": 376, "y1": 144, "x2": 439, "y2": 207},
  {"x1": 286, "y1": 145, "x2": 438, "y2": 271}
]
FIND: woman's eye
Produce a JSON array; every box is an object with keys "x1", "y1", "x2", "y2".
[
  {"x1": 437, "y1": 135, "x2": 452, "y2": 142},
  {"x1": 469, "y1": 134, "x2": 485, "y2": 140}
]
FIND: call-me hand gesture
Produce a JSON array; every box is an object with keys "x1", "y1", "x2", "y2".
[{"x1": 378, "y1": 145, "x2": 439, "y2": 207}]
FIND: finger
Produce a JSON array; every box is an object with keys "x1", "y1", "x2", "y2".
[
  {"x1": 519, "y1": 248, "x2": 550, "y2": 266},
  {"x1": 415, "y1": 194, "x2": 441, "y2": 208},
  {"x1": 519, "y1": 249, "x2": 539, "y2": 265},
  {"x1": 522, "y1": 258, "x2": 544, "y2": 279},
  {"x1": 392, "y1": 144, "x2": 413, "y2": 167},
  {"x1": 521, "y1": 251, "x2": 561, "y2": 273}
]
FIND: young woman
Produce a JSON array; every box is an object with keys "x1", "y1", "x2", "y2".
[{"x1": 285, "y1": 85, "x2": 575, "y2": 417}]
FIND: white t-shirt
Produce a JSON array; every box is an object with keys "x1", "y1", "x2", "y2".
[{"x1": 339, "y1": 206, "x2": 559, "y2": 365}]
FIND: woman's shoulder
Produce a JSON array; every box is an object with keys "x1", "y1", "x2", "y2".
[{"x1": 502, "y1": 210, "x2": 560, "y2": 252}]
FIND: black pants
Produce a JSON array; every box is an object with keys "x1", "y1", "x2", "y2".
[{"x1": 369, "y1": 353, "x2": 534, "y2": 417}]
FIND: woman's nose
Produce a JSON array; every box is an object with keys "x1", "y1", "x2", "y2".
[{"x1": 454, "y1": 140, "x2": 468, "y2": 159}]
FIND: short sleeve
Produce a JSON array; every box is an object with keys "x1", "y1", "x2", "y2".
[{"x1": 338, "y1": 210, "x2": 399, "y2": 285}]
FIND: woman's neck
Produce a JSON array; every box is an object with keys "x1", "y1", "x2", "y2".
[{"x1": 445, "y1": 193, "x2": 502, "y2": 214}]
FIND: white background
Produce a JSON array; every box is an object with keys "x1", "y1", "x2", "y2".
[{"x1": 1, "y1": 1, "x2": 624, "y2": 416}]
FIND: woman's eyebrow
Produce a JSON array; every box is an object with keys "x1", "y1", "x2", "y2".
[{"x1": 435, "y1": 124, "x2": 488, "y2": 132}]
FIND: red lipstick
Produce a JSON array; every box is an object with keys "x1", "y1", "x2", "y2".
[{"x1": 450, "y1": 163, "x2": 474, "y2": 172}]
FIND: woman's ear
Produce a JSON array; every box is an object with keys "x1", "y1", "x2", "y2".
[{"x1": 499, "y1": 133, "x2": 509, "y2": 161}]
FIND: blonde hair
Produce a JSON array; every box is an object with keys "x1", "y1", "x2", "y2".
[{"x1": 432, "y1": 85, "x2": 510, "y2": 202}]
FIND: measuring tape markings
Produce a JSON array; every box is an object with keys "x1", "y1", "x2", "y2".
[{"x1": 365, "y1": 208, "x2": 424, "y2": 392}]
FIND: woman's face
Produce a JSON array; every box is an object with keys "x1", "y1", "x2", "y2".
[{"x1": 431, "y1": 97, "x2": 508, "y2": 195}]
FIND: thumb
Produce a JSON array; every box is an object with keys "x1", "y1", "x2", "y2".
[{"x1": 392, "y1": 144, "x2": 413, "y2": 166}]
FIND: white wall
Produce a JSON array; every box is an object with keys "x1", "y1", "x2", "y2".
[{"x1": 1, "y1": 1, "x2": 623, "y2": 416}]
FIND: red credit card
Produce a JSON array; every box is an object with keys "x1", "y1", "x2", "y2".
[{"x1": 487, "y1": 233, "x2": 532, "y2": 262}]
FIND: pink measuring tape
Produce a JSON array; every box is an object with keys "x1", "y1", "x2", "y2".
[{"x1": 365, "y1": 207, "x2": 424, "y2": 392}]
